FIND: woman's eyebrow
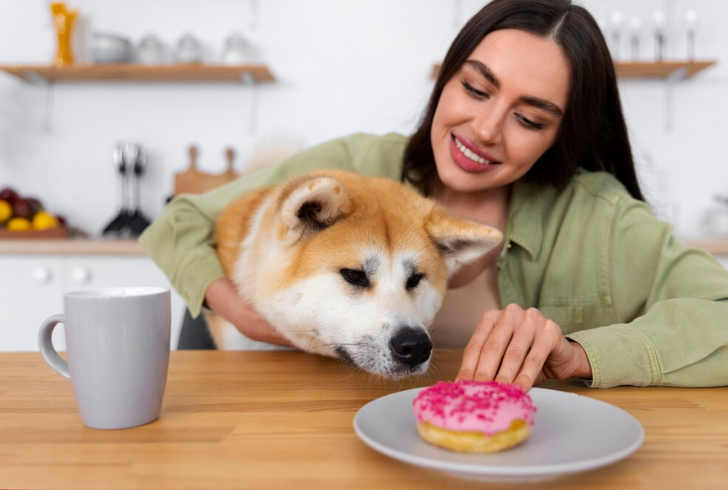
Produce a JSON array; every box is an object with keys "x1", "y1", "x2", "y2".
[
  {"x1": 464, "y1": 59, "x2": 500, "y2": 89},
  {"x1": 518, "y1": 96, "x2": 564, "y2": 118},
  {"x1": 463, "y1": 59, "x2": 564, "y2": 118}
]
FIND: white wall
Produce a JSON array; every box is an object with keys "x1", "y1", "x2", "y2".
[{"x1": 0, "y1": 0, "x2": 726, "y2": 238}]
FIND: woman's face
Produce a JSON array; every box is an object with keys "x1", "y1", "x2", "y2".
[{"x1": 431, "y1": 29, "x2": 570, "y2": 194}]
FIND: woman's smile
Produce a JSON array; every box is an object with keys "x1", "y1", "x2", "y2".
[{"x1": 450, "y1": 134, "x2": 502, "y2": 173}]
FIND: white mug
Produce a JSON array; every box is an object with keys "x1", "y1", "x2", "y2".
[{"x1": 38, "y1": 287, "x2": 171, "y2": 430}]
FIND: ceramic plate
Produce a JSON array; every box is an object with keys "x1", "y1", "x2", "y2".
[{"x1": 353, "y1": 387, "x2": 643, "y2": 482}]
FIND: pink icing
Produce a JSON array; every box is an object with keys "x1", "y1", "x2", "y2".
[{"x1": 412, "y1": 380, "x2": 536, "y2": 436}]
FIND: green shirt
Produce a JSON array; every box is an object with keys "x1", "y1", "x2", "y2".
[{"x1": 140, "y1": 133, "x2": 728, "y2": 388}]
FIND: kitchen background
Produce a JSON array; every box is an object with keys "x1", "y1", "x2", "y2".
[
  {"x1": 1, "y1": 0, "x2": 727, "y2": 350},
  {"x1": 2, "y1": 0, "x2": 728, "y2": 238}
]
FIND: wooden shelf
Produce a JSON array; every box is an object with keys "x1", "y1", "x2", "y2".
[
  {"x1": 431, "y1": 60, "x2": 716, "y2": 81},
  {"x1": 0, "y1": 64, "x2": 275, "y2": 84},
  {"x1": 614, "y1": 61, "x2": 716, "y2": 80}
]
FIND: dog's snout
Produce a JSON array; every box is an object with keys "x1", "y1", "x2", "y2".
[{"x1": 389, "y1": 327, "x2": 432, "y2": 367}]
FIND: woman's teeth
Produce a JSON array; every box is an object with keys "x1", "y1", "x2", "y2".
[{"x1": 454, "y1": 138, "x2": 492, "y2": 165}]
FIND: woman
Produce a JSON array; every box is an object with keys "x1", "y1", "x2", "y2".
[{"x1": 141, "y1": 0, "x2": 728, "y2": 390}]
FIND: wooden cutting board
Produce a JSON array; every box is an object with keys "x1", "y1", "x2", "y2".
[{"x1": 173, "y1": 146, "x2": 240, "y2": 196}]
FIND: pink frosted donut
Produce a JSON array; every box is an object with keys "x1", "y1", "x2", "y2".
[{"x1": 412, "y1": 380, "x2": 536, "y2": 453}]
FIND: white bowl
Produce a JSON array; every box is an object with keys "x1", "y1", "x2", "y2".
[{"x1": 92, "y1": 32, "x2": 132, "y2": 64}]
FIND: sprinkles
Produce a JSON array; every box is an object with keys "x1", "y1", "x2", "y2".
[{"x1": 412, "y1": 380, "x2": 536, "y2": 436}]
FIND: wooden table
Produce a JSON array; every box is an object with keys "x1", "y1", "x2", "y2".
[{"x1": 1, "y1": 351, "x2": 727, "y2": 489}]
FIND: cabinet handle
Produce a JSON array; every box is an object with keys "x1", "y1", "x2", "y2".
[
  {"x1": 72, "y1": 267, "x2": 91, "y2": 284},
  {"x1": 32, "y1": 267, "x2": 52, "y2": 284}
]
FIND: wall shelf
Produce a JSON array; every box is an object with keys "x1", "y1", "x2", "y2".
[
  {"x1": 430, "y1": 60, "x2": 717, "y2": 81},
  {"x1": 0, "y1": 64, "x2": 275, "y2": 84},
  {"x1": 614, "y1": 61, "x2": 716, "y2": 80}
]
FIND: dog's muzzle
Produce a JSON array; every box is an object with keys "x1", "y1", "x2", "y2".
[{"x1": 389, "y1": 327, "x2": 432, "y2": 368}]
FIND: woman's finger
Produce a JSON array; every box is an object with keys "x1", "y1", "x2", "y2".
[
  {"x1": 494, "y1": 308, "x2": 540, "y2": 384},
  {"x1": 455, "y1": 310, "x2": 499, "y2": 381},
  {"x1": 513, "y1": 319, "x2": 561, "y2": 391},
  {"x1": 471, "y1": 304, "x2": 524, "y2": 381}
]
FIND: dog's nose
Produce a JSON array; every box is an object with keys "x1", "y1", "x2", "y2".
[{"x1": 389, "y1": 327, "x2": 432, "y2": 367}]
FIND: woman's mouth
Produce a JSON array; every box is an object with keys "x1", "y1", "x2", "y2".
[{"x1": 449, "y1": 135, "x2": 502, "y2": 173}]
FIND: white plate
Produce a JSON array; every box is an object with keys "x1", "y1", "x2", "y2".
[{"x1": 353, "y1": 387, "x2": 644, "y2": 482}]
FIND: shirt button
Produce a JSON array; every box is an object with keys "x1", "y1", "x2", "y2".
[{"x1": 506, "y1": 242, "x2": 512, "y2": 249}]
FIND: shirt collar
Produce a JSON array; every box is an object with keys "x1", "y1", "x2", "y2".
[{"x1": 504, "y1": 179, "x2": 551, "y2": 260}]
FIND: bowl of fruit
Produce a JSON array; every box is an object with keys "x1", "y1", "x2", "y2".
[{"x1": 0, "y1": 187, "x2": 69, "y2": 239}]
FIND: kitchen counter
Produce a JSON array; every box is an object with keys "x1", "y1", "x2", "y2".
[
  {"x1": 0, "y1": 238, "x2": 144, "y2": 255},
  {"x1": 1, "y1": 237, "x2": 727, "y2": 256}
]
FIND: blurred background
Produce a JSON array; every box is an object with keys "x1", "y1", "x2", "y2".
[{"x1": 1, "y1": 0, "x2": 726, "y2": 350}]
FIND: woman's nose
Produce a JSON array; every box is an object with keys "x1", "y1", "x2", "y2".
[{"x1": 472, "y1": 108, "x2": 505, "y2": 145}]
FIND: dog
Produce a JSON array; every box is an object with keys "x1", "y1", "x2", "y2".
[{"x1": 206, "y1": 169, "x2": 502, "y2": 377}]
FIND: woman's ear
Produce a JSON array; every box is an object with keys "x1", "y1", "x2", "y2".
[
  {"x1": 278, "y1": 175, "x2": 351, "y2": 244},
  {"x1": 425, "y1": 205, "x2": 503, "y2": 277}
]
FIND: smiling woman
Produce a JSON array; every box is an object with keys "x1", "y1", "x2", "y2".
[
  {"x1": 140, "y1": 0, "x2": 728, "y2": 391},
  {"x1": 431, "y1": 29, "x2": 570, "y2": 195}
]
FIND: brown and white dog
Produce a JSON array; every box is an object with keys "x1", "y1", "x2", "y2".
[{"x1": 206, "y1": 170, "x2": 502, "y2": 377}]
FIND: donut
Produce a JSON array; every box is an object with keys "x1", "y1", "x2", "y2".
[{"x1": 412, "y1": 380, "x2": 536, "y2": 453}]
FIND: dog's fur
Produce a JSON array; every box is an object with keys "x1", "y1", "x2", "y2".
[{"x1": 205, "y1": 170, "x2": 502, "y2": 376}]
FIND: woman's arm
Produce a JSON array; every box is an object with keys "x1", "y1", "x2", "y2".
[
  {"x1": 139, "y1": 137, "x2": 359, "y2": 319},
  {"x1": 566, "y1": 198, "x2": 728, "y2": 388},
  {"x1": 140, "y1": 133, "x2": 408, "y2": 344},
  {"x1": 204, "y1": 278, "x2": 293, "y2": 346}
]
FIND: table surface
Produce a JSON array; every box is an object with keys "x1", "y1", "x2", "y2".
[{"x1": 1, "y1": 350, "x2": 727, "y2": 490}]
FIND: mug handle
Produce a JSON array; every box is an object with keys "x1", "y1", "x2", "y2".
[{"x1": 38, "y1": 314, "x2": 70, "y2": 380}]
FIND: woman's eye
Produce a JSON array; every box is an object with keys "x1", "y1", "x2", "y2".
[
  {"x1": 406, "y1": 273, "x2": 424, "y2": 291},
  {"x1": 461, "y1": 81, "x2": 488, "y2": 100},
  {"x1": 340, "y1": 268, "x2": 370, "y2": 288},
  {"x1": 516, "y1": 114, "x2": 546, "y2": 131}
]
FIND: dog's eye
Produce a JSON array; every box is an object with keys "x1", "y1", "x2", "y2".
[
  {"x1": 340, "y1": 268, "x2": 370, "y2": 288},
  {"x1": 406, "y1": 273, "x2": 424, "y2": 291}
]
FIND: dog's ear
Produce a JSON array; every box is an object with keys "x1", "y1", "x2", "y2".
[
  {"x1": 425, "y1": 205, "x2": 503, "y2": 277},
  {"x1": 278, "y1": 175, "x2": 351, "y2": 243}
]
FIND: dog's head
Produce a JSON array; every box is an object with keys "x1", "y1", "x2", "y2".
[{"x1": 237, "y1": 170, "x2": 502, "y2": 377}]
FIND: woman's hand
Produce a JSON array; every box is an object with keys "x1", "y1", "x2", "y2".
[
  {"x1": 204, "y1": 278, "x2": 294, "y2": 347},
  {"x1": 456, "y1": 304, "x2": 592, "y2": 391}
]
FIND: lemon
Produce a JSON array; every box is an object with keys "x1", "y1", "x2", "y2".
[
  {"x1": 32, "y1": 211, "x2": 59, "y2": 231},
  {"x1": 7, "y1": 217, "x2": 32, "y2": 231},
  {"x1": 0, "y1": 199, "x2": 11, "y2": 224}
]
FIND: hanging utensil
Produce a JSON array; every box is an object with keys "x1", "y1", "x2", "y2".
[
  {"x1": 101, "y1": 143, "x2": 131, "y2": 236},
  {"x1": 128, "y1": 148, "x2": 152, "y2": 236}
]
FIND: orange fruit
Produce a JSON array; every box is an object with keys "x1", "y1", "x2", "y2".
[
  {"x1": 6, "y1": 217, "x2": 31, "y2": 231},
  {"x1": 0, "y1": 199, "x2": 11, "y2": 224},
  {"x1": 32, "y1": 211, "x2": 59, "y2": 231}
]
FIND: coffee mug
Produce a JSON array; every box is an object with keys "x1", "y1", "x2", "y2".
[{"x1": 38, "y1": 287, "x2": 171, "y2": 430}]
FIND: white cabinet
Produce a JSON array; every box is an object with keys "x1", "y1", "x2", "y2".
[
  {"x1": 0, "y1": 256, "x2": 65, "y2": 351},
  {"x1": 0, "y1": 254, "x2": 185, "y2": 352}
]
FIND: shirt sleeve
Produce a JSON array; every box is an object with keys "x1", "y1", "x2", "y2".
[
  {"x1": 138, "y1": 136, "x2": 359, "y2": 317},
  {"x1": 566, "y1": 197, "x2": 728, "y2": 388}
]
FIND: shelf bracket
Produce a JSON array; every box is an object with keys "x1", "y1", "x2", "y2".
[
  {"x1": 240, "y1": 72, "x2": 259, "y2": 136},
  {"x1": 249, "y1": 0, "x2": 259, "y2": 30},
  {"x1": 24, "y1": 70, "x2": 54, "y2": 133},
  {"x1": 663, "y1": 67, "x2": 687, "y2": 131}
]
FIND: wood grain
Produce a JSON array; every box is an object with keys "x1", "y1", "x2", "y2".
[
  {"x1": 0, "y1": 64, "x2": 275, "y2": 83},
  {"x1": 1, "y1": 350, "x2": 726, "y2": 490},
  {"x1": 0, "y1": 238, "x2": 144, "y2": 255}
]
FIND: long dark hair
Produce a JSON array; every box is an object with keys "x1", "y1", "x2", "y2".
[{"x1": 402, "y1": 0, "x2": 644, "y2": 201}]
